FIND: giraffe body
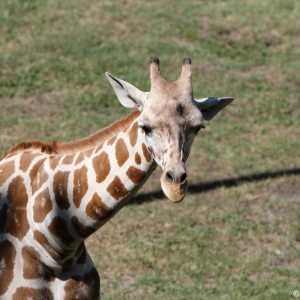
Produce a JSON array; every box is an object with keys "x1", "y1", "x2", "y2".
[{"x1": 0, "y1": 57, "x2": 233, "y2": 299}]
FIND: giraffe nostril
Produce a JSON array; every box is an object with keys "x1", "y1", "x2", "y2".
[
  {"x1": 180, "y1": 172, "x2": 187, "y2": 184},
  {"x1": 166, "y1": 171, "x2": 174, "y2": 183},
  {"x1": 165, "y1": 171, "x2": 187, "y2": 184}
]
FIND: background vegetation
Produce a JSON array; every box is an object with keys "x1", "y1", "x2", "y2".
[{"x1": 1, "y1": 0, "x2": 300, "y2": 299}]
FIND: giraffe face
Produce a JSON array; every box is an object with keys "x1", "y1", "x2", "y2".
[
  {"x1": 138, "y1": 81, "x2": 204, "y2": 203},
  {"x1": 106, "y1": 57, "x2": 234, "y2": 202},
  {"x1": 138, "y1": 104, "x2": 203, "y2": 202}
]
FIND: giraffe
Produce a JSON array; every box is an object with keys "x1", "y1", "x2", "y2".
[{"x1": 0, "y1": 57, "x2": 233, "y2": 299}]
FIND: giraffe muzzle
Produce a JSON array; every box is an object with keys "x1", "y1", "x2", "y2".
[{"x1": 161, "y1": 170, "x2": 188, "y2": 203}]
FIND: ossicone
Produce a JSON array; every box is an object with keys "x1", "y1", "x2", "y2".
[
  {"x1": 149, "y1": 56, "x2": 162, "y2": 84},
  {"x1": 182, "y1": 57, "x2": 191, "y2": 65},
  {"x1": 150, "y1": 56, "x2": 160, "y2": 65}
]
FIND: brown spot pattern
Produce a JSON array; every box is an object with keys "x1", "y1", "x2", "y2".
[
  {"x1": 107, "y1": 135, "x2": 117, "y2": 145},
  {"x1": 75, "y1": 152, "x2": 85, "y2": 165},
  {"x1": 19, "y1": 152, "x2": 39, "y2": 172},
  {"x1": 92, "y1": 152, "x2": 111, "y2": 183},
  {"x1": 0, "y1": 240, "x2": 16, "y2": 296},
  {"x1": 107, "y1": 176, "x2": 129, "y2": 200},
  {"x1": 134, "y1": 152, "x2": 141, "y2": 165},
  {"x1": 48, "y1": 216, "x2": 75, "y2": 244},
  {"x1": 71, "y1": 216, "x2": 95, "y2": 238},
  {"x1": 115, "y1": 138, "x2": 129, "y2": 167},
  {"x1": 12, "y1": 287, "x2": 54, "y2": 300},
  {"x1": 7, "y1": 176, "x2": 29, "y2": 240},
  {"x1": 0, "y1": 160, "x2": 15, "y2": 186},
  {"x1": 142, "y1": 143, "x2": 152, "y2": 163},
  {"x1": 126, "y1": 166, "x2": 147, "y2": 184},
  {"x1": 63, "y1": 267, "x2": 100, "y2": 300},
  {"x1": 86, "y1": 148, "x2": 94, "y2": 157},
  {"x1": 34, "y1": 230, "x2": 70, "y2": 261},
  {"x1": 22, "y1": 246, "x2": 55, "y2": 281},
  {"x1": 49, "y1": 156, "x2": 61, "y2": 170},
  {"x1": 94, "y1": 144, "x2": 103, "y2": 154},
  {"x1": 129, "y1": 121, "x2": 139, "y2": 147},
  {"x1": 53, "y1": 171, "x2": 70, "y2": 210},
  {"x1": 62, "y1": 154, "x2": 75, "y2": 165},
  {"x1": 33, "y1": 188, "x2": 52, "y2": 223},
  {"x1": 29, "y1": 160, "x2": 48, "y2": 195},
  {"x1": 86, "y1": 193, "x2": 114, "y2": 221},
  {"x1": 73, "y1": 165, "x2": 88, "y2": 208}
]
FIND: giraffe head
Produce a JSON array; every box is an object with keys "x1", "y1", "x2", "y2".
[{"x1": 106, "y1": 57, "x2": 233, "y2": 203}]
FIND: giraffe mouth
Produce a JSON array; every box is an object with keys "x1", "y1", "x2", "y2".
[{"x1": 160, "y1": 173, "x2": 188, "y2": 203}]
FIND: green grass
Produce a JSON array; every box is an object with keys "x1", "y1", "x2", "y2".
[{"x1": 1, "y1": 0, "x2": 300, "y2": 299}]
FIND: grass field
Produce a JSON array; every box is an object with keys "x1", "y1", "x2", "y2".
[{"x1": 1, "y1": 0, "x2": 300, "y2": 299}]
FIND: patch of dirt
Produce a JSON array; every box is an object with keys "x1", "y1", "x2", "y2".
[{"x1": 266, "y1": 176, "x2": 299, "y2": 202}]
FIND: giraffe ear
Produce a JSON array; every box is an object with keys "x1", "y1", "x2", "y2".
[
  {"x1": 194, "y1": 97, "x2": 234, "y2": 121},
  {"x1": 105, "y1": 73, "x2": 146, "y2": 111}
]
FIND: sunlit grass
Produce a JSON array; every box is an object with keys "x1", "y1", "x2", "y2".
[{"x1": 1, "y1": 0, "x2": 300, "y2": 299}]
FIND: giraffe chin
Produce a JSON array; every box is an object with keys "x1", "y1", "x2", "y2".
[{"x1": 160, "y1": 179, "x2": 188, "y2": 203}]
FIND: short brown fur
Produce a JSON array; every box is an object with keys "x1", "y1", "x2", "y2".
[
  {"x1": 0, "y1": 110, "x2": 141, "y2": 160},
  {"x1": 33, "y1": 188, "x2": 52, "y2": 223},
  {"x1": 12, "y1": 287, "x2": 54, "y2": 300}
]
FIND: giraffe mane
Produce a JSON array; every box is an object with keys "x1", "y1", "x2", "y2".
[{"x1": 0, "y1": 110, "x2": 141, "y2": 160}]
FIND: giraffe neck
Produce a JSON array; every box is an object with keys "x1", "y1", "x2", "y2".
[
  {"x1": 70, "y1": 112, "x2": 157, "y2": 229},
  {"x1": 25, "y1": 111, "x2": 156, "y2": 270}
]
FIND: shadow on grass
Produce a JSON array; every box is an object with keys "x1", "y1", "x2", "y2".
[{"x1": 130, "y1": 168, "x2": 300, "y2": 205}]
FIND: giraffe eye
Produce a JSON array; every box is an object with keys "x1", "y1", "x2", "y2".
[{"x1": 139, "y1": 124, "x2": 152, "y2": 135}]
